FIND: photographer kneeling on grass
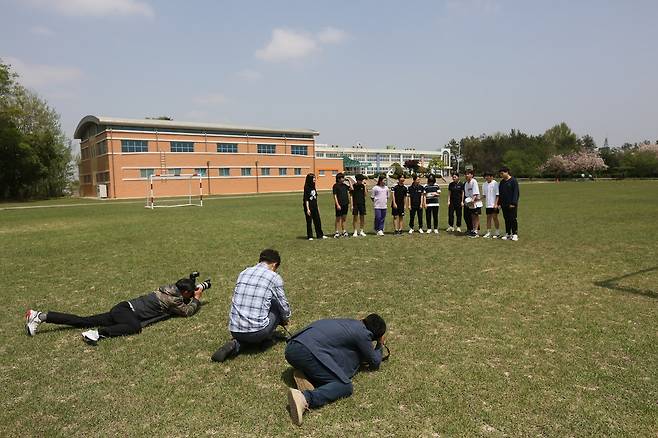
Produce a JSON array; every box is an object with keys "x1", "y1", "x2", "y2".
[
  {"x1": 211, "y1": 249, "x2": 291, "y2": 362},
  {"x1": 285, "y1": 314, "x2": 387, "y2": 426},
  {"x1": 25, "y1": 273, "x2": 209, "y2": 345}
]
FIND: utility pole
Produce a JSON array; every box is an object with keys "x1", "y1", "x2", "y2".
[{"x1": 255, "y1": 160, "x2": 259, "y2": 193}]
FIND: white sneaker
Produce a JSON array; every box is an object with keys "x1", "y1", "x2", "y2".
[
  {"x1": 501, "y1": 234, "x2": 510, "y2": 240},
  {"x1": 446, "y1": 226, "x2": 454, "y2": 232},
  {"x1": 82, "y1": 329, "x2": 101, "y2": 345},
  {"x1": 333, "y1": 232, "x2": 340, "y2": 239},
  {"x1": 419, "y1": 229, "x2": 424, "y2": 233},
  {"x1": 456, "y1": 227, "x2": 462, "y2": 233},
  {"x1": 425, "y1": 229, "x2": 431, "y2": 234},
  {"x1": 511, "y1": 234, "x2": 519, "y2": 241},
  {"x1": 408, "y1": 229, "x2": 414, "y2": 234},
  {"x1": 353, "y1": 230, "x2": 358, "y2": 237},
  {"x1": 492, "y1": 232, "x2": 500, "y2": 239},
  {"x1": 25, "y1": 309, "x2": 43, "y2": 336},
  {"x1": 342, "y1": 231, "x2": 349, "y2": 238},
  {"x1": 377, "y1": 230, "x2": 384, "y2": 236},
  {"x1": 433, "y1": 229, "x2": 439, "y2": 234},
  {"x1": 359, "y1": 230, "x2": 366, "y2": 237},
  {"x1": 288, "y1": 388, "x2": 308, "y2": 426},
  {"x1": 322, "y1": 235, "x2": 328, "y2": 239},
  {"x1": 483, "y1": 232, "x2": 491, "y2": 239},
  {"x1": 308, "y1": 237, "x2": 313, "y2": 241}
]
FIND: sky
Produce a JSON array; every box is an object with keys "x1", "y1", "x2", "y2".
[{"x1": 1, "y1": 0, "x2": 657, "y2": 151}]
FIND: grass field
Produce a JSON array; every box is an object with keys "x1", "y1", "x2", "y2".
[{"x1": 1, "y1": 180, "x2": 657, "y2": 437}]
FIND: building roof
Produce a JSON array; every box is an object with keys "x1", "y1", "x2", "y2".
[
  {"x1": 316, "y1": 144, "x2": 448, "y2": 154},
  {"x1": 73, "y1": 115, "x2": 319, "y2": 139}
]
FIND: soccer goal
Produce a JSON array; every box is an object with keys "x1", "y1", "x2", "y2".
[{"x1": 145, "y1": 174, "x2": 204, "y2": 209}]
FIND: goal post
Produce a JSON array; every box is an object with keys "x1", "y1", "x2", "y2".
[{"x1": 145, "y1": 174, "x2": 204, "y2": 209}]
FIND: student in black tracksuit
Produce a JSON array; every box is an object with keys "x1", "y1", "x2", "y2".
[
  {"x1": 407, "y1": 175, "x2": 424, "y2": 233},
  {"x1": 446, "y1": 172, "x2": 464, "y2": 231},
  {"x1": 303, "y1": 173, "x2": 325, "y2": 240},
  {"x1": 498, "y1": 166, "x2": 520, "y2": 240}
]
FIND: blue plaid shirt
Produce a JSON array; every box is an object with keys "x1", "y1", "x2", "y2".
[{"x1": 228, "y1": 262, "x2": 291, "y2": 333}]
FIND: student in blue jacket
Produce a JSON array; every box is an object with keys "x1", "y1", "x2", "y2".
[{"x1": 285, "y1": 314, "x2": 387, "y2": 426}]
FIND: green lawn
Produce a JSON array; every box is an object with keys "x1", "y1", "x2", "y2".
[{"x1": 1, "y1": 180, "x2": 656, "y2": 437}]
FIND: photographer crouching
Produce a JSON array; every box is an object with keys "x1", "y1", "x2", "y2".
[{"x1": 24, "y1": 272, "x2": 211, "y2": 345}]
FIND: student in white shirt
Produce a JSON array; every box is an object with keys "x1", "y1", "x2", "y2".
[
  {"x1": 481, "y1": 172, "x2": 501, "y2": 238},
  {"x1": 463, "y1": 169, "x2": 483, "y2": 238}
]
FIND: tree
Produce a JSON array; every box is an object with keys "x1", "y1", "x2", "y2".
[
  {"x1": 403, "y1": 159, "x2": 420, "y2": 174},
  {"x1": 544, "y1": 122, "x2": 579, "y2": 155},
  {"x1": 389, "y1": 162, "x2": 404, "y2": 178},
  {"x1": 539, "y1": 155, "x2": 574, "y2": 178},
  {"x1": 578, "y1": 135, "x2": 597, "y2": 151},
  {"x1": 569, "y1": 150, "x2": 607, "y2": 174},
  {"x1": 0, "y1": 59, "x2": 73, "y2": 200},
  {"x1": 426, "y1": 157, "x2": 444, "y2": 175}
]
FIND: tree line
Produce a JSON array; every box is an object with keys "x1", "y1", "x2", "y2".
[{"x1": 0, "y1": 59, "x2": 73, "y2": 200}]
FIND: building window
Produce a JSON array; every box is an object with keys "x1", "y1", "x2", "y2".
[
  {"x1": 219, "y1": 168, "x2": 230, "y2": 176},
  {"x1": 241, "y1": 168, "x2": 252, "y2": 176},
  {"x1": 95, "y1": 171, "x2": 110, "y2": 183},
  {"x1": 257, "y1": 144, "x2": 276, "y2": 154},
  {"x1": 294, "y1": 168, "x2": 302, "y2": 176},
  {"x1": 332, "y1": 170, "x2": 338, "y2": 176},
  {"x1": 140, "y1": 168, "x2": 155, "y2": 178},
  {"x1": 82, "y1": 174, "x2": 92, "y2": 184},
  {"x1": 171, "y1": 141, "x2": 194, "y2": 152},
  {"x1": 169, "y1": 168, "x2": 181, "y2": 176},
  {"x1": 217, "y1": 143, "x2": 238, "y2": 153},
  {"x1": 81, "y1": 147, "x2": 90, "y2": 160},
  {"x1": 319, "y1": 170, "x2": 325, "y2": 176},
  {"x1": 279, "y1": 168, "x2": 287, "y2": 176},
  {"x1": 122, "y1": 140, "x2": 148, "y2": 153},
  {"x1": 195, "y1": 168, "x2": 207, "y2": 177},
  {"x1": 261, "y1": 167, "x2": 270, "y2": 176},
  {"x1": 291, "y1": 145, "x2": 308, "y2": 155},
  {"x1": 316, "y1": 152, "x2": 325, "y2": 158},
  {"x1": 93, "y1": 140, "x2": 107, "y2": 157}
]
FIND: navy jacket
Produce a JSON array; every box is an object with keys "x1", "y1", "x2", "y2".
[
  {"x1": 290, "y1": 319, "x2": 383, "y2": 384},
  {"x1": 498, "y1": 177, "x2": 520, "y2": 206}
]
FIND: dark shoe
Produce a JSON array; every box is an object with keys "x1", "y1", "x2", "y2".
[{"x1": 211, "y1": 339, "x2": 238, "y2": 362}]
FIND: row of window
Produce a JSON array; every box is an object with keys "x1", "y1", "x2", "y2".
[
  {"x1": 80, "y1": 172, "x2": 109, "y2": 184},
  {"x1": 97, "y1": 124, "x2": 315, "y2": 139},
  {"x1": 138, "y1": 168, "x2": 304, "y2": 178},
  {"x1": 316, "y1": 152, "x2": 443, "y2": 161},
  {"x1": 116, "y1": 140, "x2": 308, "y2": 155}
]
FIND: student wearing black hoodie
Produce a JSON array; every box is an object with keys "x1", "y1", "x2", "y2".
[
  {"x1": 303, "y1": 173, "x2": 326, "y2": 240},
  {"x1": 498, "y1": 166, "x2": 520, "y2": 241}
]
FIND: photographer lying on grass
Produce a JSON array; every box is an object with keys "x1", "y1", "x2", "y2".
[
  {"x1": 25, "y1": 273, "x2": 209, "y2": 345},
  {"x1": 285, "y1": 314, "x2": 387, "y2": 426}
]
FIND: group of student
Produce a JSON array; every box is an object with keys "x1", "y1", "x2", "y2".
[
  {"x1": 303, "y1": 166, "x2": 520, "y2": 241},
  {"x1": 24, "y1": 249, "x2": 386, "y2": 427}
]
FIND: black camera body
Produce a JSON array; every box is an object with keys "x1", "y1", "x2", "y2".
[{"x1": 190, "y1": 271, "x2": 212, "y2": 291}]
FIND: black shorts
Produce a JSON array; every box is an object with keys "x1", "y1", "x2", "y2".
[
  {"x1": 486, "y1": 207, "x2": 499, "y2": 215},
  {"x1": 352, "y1": 203, "x2": 366, "y2": 216},
  {"x1": 392, "y1": 207, "x2": 405, "y2": 217},
  {"x1": 469, "y1": 207, "x2": 482, "y2": 215},
  {"x1": 335, "y1": 204, "x2": 349, "y2": 217}
]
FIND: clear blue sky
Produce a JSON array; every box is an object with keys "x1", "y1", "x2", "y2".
[{"x1": 2, "y1": 0, "x2": 657, "y2": 150}]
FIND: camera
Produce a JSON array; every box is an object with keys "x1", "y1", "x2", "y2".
[{"x1": 190, "y1": 271, "x2": 212, "y2": 291}]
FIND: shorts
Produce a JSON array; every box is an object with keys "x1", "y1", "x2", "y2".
[
  {"x1": 352, "y1": 203, "x2": 366, "y2": 216},
  {"x1": 335, "y1": 204, "x2": 349, "y2": 217},
  {"x1": 486, "y1": 207, "x2": 499, "y2": 215},
  {"x1": 392, "y1": 207, "x2": 405, "y2": 217},
  {"x1": 469, "y1": 207, "x2": 482, "y2": 215}
]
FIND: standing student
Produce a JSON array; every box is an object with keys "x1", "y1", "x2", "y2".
[
  {"x1": 350, "y1": 174, "x2": 368, "y2": 237},
  {"x1": 446, "y1": 172, "x2": 464, "y2": 232},
  {"x1": 424, "y1": 174, "x2": 441, "y2": 234},
  {"x1": 481, "y1": 172, "x2": 501, "y2": 238},
  {"x1": 463, "y1": 169, "x2": 483, "y2": 238},
  {"x1": 332, "y1": 173, "x2": 351, "y2": 238},
  {"x1": 371, "y1": 175, "x2": 389, "y2": 236},
  {"x1": 407, "y1": 175, "x2": 424, "y2": 233},
  {"x1": 391, "y1": 175, "x2": 408, "y2": 235},
  {"x1": 498, "y1": 166, "x2": 520, "y2": 241},
  {"x1": 303, "y1": 173, "x2": 326, "y2": 241}
]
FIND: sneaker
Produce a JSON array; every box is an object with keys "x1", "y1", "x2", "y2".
[
  {"x1": 468, "y1": 233, "x2": 480, "y2": 239},
  {"x1": 81, "y1": 329, "x2": 100, "y2": 346},
  {"x1": 408, "y1": 229, "x2": 414, "y2": 234},
  {"x1": 456, "y1": 227, "x2": 462, "y2": 233},
  {"x1": 321, "y1": 235, "x2": 328, "y2": 239},
  {"x1": 25, "y1": 309, "x2": 43, "y2": 336},
  {"x1": 511, "y1": 234, "x2": 519, "y2": 241},
  {"x1": 377, "y1": 230, "x2": 384, "y2": 236},
  {"x1": 433, "y1": 229, "x2": 439, "y2": 234},
  {"x1": 492, "y1": 233, "x2": 500, "y2": 239},
  {"x1": 359, "y1": 230, "x2": 366, "y2": 237},
  {"x1": 425, "y1": 229, "x2": 431, "y2": 234},
  {"x1": 419, "y1": 229, "x2": 424, "y2": 234},
  {"x1": 333, "y1": 232, "x2": 340, "y2": 239},
  {"x1": 501, "y1": 234, "x2": 510, "y2": 240},
  {"x1": 293, "y1": 370, "x2": 315, "y2": 392},
  {"x1": 483, "y1": 232, "x2": 491, "y2": 239},
  {"x1": 353, "y1": 230, "x2": 358, "y2": 237},
  {"x1": 308, "y1": 237, "x2": 313, "y2": 241},
  {"x1": 446, "y1": 226, "x2": 454, "y2": 232},
  {"x1": 211, "y1": 339, "x2": 239, "y2": 362},
  {"x1": 288, "y1": 388, "x2": 308, "y2": 426},
  {"x1": 342, "y1": 231, "x2": 349, "y2": 238}
]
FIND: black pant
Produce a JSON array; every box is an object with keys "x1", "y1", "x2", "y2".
[
  {"x1": 463, "y1": 205, "x2": 472, "y2": 232},
  {"x1": 409, "y1": 206, "x2": 423, "y2": 229},
  {"x1": 46, "y1": 302, "x2": 142, "y2": 338},
  {"x1": 501, "y1": 205, "x2": 518, "y2": 235},
  {"x1": 425, "y1": 206, "x2": 439, "y2": 229},
  {"x1": 448, "y1": 203, "x2": 462, "y2": 227},
  {"x1": 304, "y1": 204, "x2": 324, "y2": 239}
]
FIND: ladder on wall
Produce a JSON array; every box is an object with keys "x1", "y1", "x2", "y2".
[{"x1": 159, "y1": 151, "x2": 166, "y2": 175}]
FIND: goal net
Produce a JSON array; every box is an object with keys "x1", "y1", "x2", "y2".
[{"x1": 145, "y1": 174, "x2": 204, "y2": 209}]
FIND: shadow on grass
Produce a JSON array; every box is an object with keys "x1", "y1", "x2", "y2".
[
  {"x1": 594, "y1": 266, "x2": 658, "y2": 299},
  {"x1": 280, "y1": 367, "x2": 295, "y2": 388}
]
